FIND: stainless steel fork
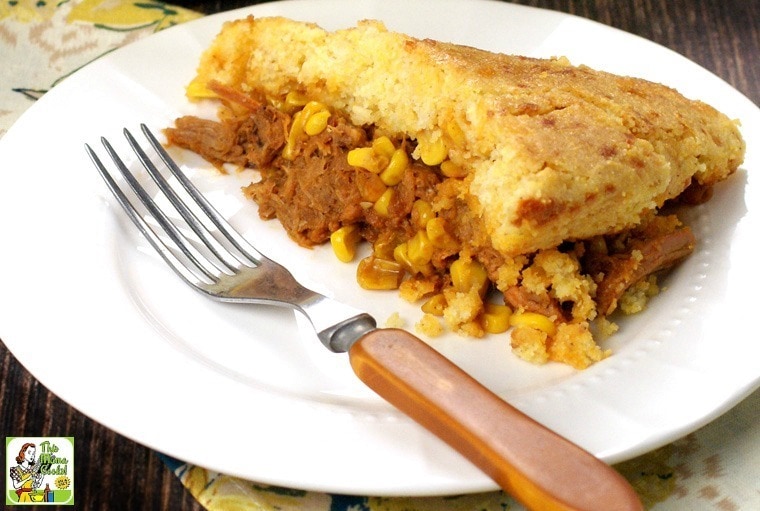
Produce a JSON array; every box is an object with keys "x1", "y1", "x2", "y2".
[{"x1": 86, "y1": 124, "x2": 643, "y2": 511}]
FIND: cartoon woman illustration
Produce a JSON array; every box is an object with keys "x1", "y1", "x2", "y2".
[{"x1": 9, "y1": 443, "x2": 43, "y2": 502}]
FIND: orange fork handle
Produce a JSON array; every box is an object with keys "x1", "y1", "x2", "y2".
[{"x1": 348, "y1": 328, "x2": 643, "y2": 511}]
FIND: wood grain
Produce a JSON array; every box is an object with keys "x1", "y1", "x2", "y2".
[{"x1": 1, "y1": 1, "x2": 757, "y2": 509}]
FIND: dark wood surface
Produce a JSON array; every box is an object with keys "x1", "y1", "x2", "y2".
[{"x1": 1, "y1": 1, "x2": 757, "y2": 510}]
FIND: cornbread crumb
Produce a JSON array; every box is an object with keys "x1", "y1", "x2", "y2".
[
  {"x1": 619, "y1": 275, "x2": 660, "y2": 314},
  {"x1": 594, "y1": 317, "x2": 620, "y2": 339},
  {"x1": 443, "y1": 288, "x2": 485, "y2": 337},
  {"x1": 549, "y1": 322, "x2": 610, "y2": 369},
  {"x1": 385, "y1": 312, "x2": 405, "y2": 328},
  {"x1": 415, "y1": 313, "x2": 444, "y2": 337},
  {"x1": 510, "y1": 326, "x2": 549, "y2": 364},
  {"x1": 399, "y1": 277, "x2": 437, "y2": 303},
  {"x1": 521, "y1": 250, "x2": 597, "y2": 322},
  {"x1": 495, "y1": 256, "x2": 528, "y2": 292}
]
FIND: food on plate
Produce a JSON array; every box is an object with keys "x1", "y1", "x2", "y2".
[{"x1": 165, "y1": 16, "x2": 745, "y2": 369}]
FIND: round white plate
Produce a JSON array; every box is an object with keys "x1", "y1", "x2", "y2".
[{"x1": 0, "y1": 0, "x2": 758, "y2": 497}]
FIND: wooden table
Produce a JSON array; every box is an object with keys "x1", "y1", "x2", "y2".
[{"x1": 1, "y1": 1, "x2": 757, "y2": 509}]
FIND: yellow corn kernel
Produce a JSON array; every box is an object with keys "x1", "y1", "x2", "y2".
[
  {"x1": 304, "y1": 110, "x2": 331, "y2": 136},
  {"x1": 421, "y1": 293, "x2": 447, "y2": 316},
  {"x1": 411, "y1": 200, "x2": 434, "y2": 230},
  {"x1": 450, "y1": 258, "x2": 489, "y2": 296},
  {"x1": 282, "y1": 109, "x2": 306, "y2": 160},
  {"x1": 482, "y1": 303, "x2": 512, "y2": 334},
  {"x1": 418, "y1": 135, "x2": 448, "y2": 166},
  {"x1": 393, "y1": 242, "x2": 413, "y2": 271},
  {"x1": 373, "y1": 188, "x2": 394, "y2": 217},
  {"x1": 379, "y1": 148, "x2": 409, "y2": 186},
  {"x1": 393, "y1": 242, "x2": 433, "y2": 276},
  {"x1": 330, "y1": 225, "x2": 361, "y2": 263},
  {"x1": 445, "y1": 120, "x2": 466, "y2": 147},
  {"x1": 285, "y1": 91, "x2": 309, "y2": 109},
  {"x1": 357, "y1": 256, "x2": 404, "y2": 290},
  {"x1": 347, "y1": 147, "x2": 387, "y2": 174},
  {"x1": 347, "y1": 147, "x2": 376, "y2": 168},
  {"x1": 301, "y1": 100, "x2": 327, "y2": 117},
  {"x1": 407, "y1": 230, "x2": 434, "y2": 267},
  {"x1": 510, "y1": 311, "x2": 557, "y2": 336},
  {"x1": 372, "y1": 136, "x2": 396, "y2": 159},
  {"x1": 440, "y1": 160, "x2": 468, "y2": 178},
  {"x1": 372, "y1": 237, "x2": 396, "y2": 261},
  {"x1": 426, "y1": 217, "x2": 456, "y2": 249},
  {"x1": 425, "y1": 217, "x2": 447, "y2": 243},
  {"x1": 186, "y1": 80, "x2": 216, "y2": 99}
]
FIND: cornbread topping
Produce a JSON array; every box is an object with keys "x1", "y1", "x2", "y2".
[{"x1": 166, "y1": 16, "x2": 745, "y2": 369}]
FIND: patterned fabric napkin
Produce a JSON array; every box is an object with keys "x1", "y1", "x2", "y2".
[
  {"x1": 0, "y1": 0, "x2": 200, "y2": 136},
  {"x1": 2, "y1": 1, "x2": 758, "y2": 509}
]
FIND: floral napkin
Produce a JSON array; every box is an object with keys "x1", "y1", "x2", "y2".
[
  {"x1": 161, "y1": 391, "x2": 760, "y2": 510},
  {"x1": 1, "y1": 1, "x2": 758, "y2": 509},
  {"x1": 0, "y1": 0, "x2": 199, "y2": 137}
]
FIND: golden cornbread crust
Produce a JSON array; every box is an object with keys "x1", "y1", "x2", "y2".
[{"x1": 189, "y1": 16, "x2": 745, "y2": 256}]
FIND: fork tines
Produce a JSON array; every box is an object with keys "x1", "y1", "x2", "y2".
[{"x1": 86, "y1": 124, "x2": 265, "y2": 287}]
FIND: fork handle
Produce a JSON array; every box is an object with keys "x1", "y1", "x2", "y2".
[{"x1": 348, "y1": 328, "x2": 643, "y2": 511}]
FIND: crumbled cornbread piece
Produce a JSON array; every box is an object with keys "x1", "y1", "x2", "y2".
[{"x1": 415, "y1": 313, "x2": 444, "y2": 337}]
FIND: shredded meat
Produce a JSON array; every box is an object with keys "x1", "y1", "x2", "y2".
[
  {"x1": 584, "y1": 223, "x2": 696, "y2": 316},
  {"x1": 166, "y1": 116, "x2": 244, "y2": 167},
  {"x1": 504, "y1": 286, "x2": 568, "y2": 319},
  {"x1": 166, "y1": 82, "x2": 372, "y2": 247},
  {"x1": 245, "y1": 115, "x2": 368, "y2": 246},
  {"x1": 165, "y1": 82, "x2": 289, "y2": 169}
]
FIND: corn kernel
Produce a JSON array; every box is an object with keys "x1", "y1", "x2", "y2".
[
  {"x1": 304, "y1": 110, "x2": 331, "y2": 135},
  {"x1": 348, "y1": 147, "x2": 376, "y2": 168},
  {"x1": 421, "y1": 293, "x2": 447, "y2": 316},
  {"x1": 450, "y1": 258, "x2": 489, "y2": 296},
  {"x1": 330, "y1": 225, "x2": 361, "y2": 263},
  {"x1": 285, "y1": 91, "x2": 309, "y2": 109},
  {"x1": 186, "y1": 80, "x2": 216, "y2": 99},
  {"x1": 482, "y1": 303, "x2": 512, "y2": 334},
  {"x1": 510, "y1": 311, "x2": 557, "y2": 336},
  {"x1": 357, "y1": 256, "x2": 404, "y2": 290},
  {"x1": 392, "y1": 242, "x2": 433, "y2": 276},
  {"x1": 347, "y1": 147, "x2": 387, "y2": 174},
  {"x1": 301, "y1": 100, "x2": 327, "y2": 117},
  {"x1": 379, "y1": 148, "x2": 409, "y2": 186},
  {"x1": 411, "y1": 200, "x2": 434, "y2": 230},
  {"x1": 373, "y1": 188, "x2": 394, "y2": 217},
  {"x1": 426, "y1": 217, "x2": 446, "y2": 241},
  {"x1": 426, "y1": 217, "x2": 456, "y2": 249},
  {"x1": 393, "y1": 242, "x2": 413, "y2": 271},
  {"x1": 418, "y1": 135, "x2": 448, "y2": 166},
  {"x1": 445, "y1": 120, "x2": 466, "y2": 147},
  {"x1": 282, "y1": 109, "x2": 307, "y2": 160},
  {"x1": 407, "y1": 230, "x2": 434, "y2": 266},
  {"x1": 372, "y1": 136, "x2": 396, "y2": 158},
  {"x1": 440, "y1": 160, "x2": 468, "y2": 178},
  {"x1": 372, "y1": 237, "x2": 396, "y2": 261}
]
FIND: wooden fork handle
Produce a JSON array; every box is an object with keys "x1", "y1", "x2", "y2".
[{"x1": 348, "y1": 328, "x2": 643, "y2": 511}]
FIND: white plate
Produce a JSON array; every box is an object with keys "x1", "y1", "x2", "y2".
[{"x1": 1, "y1": 0, "x2": 758, "y2": 497}]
